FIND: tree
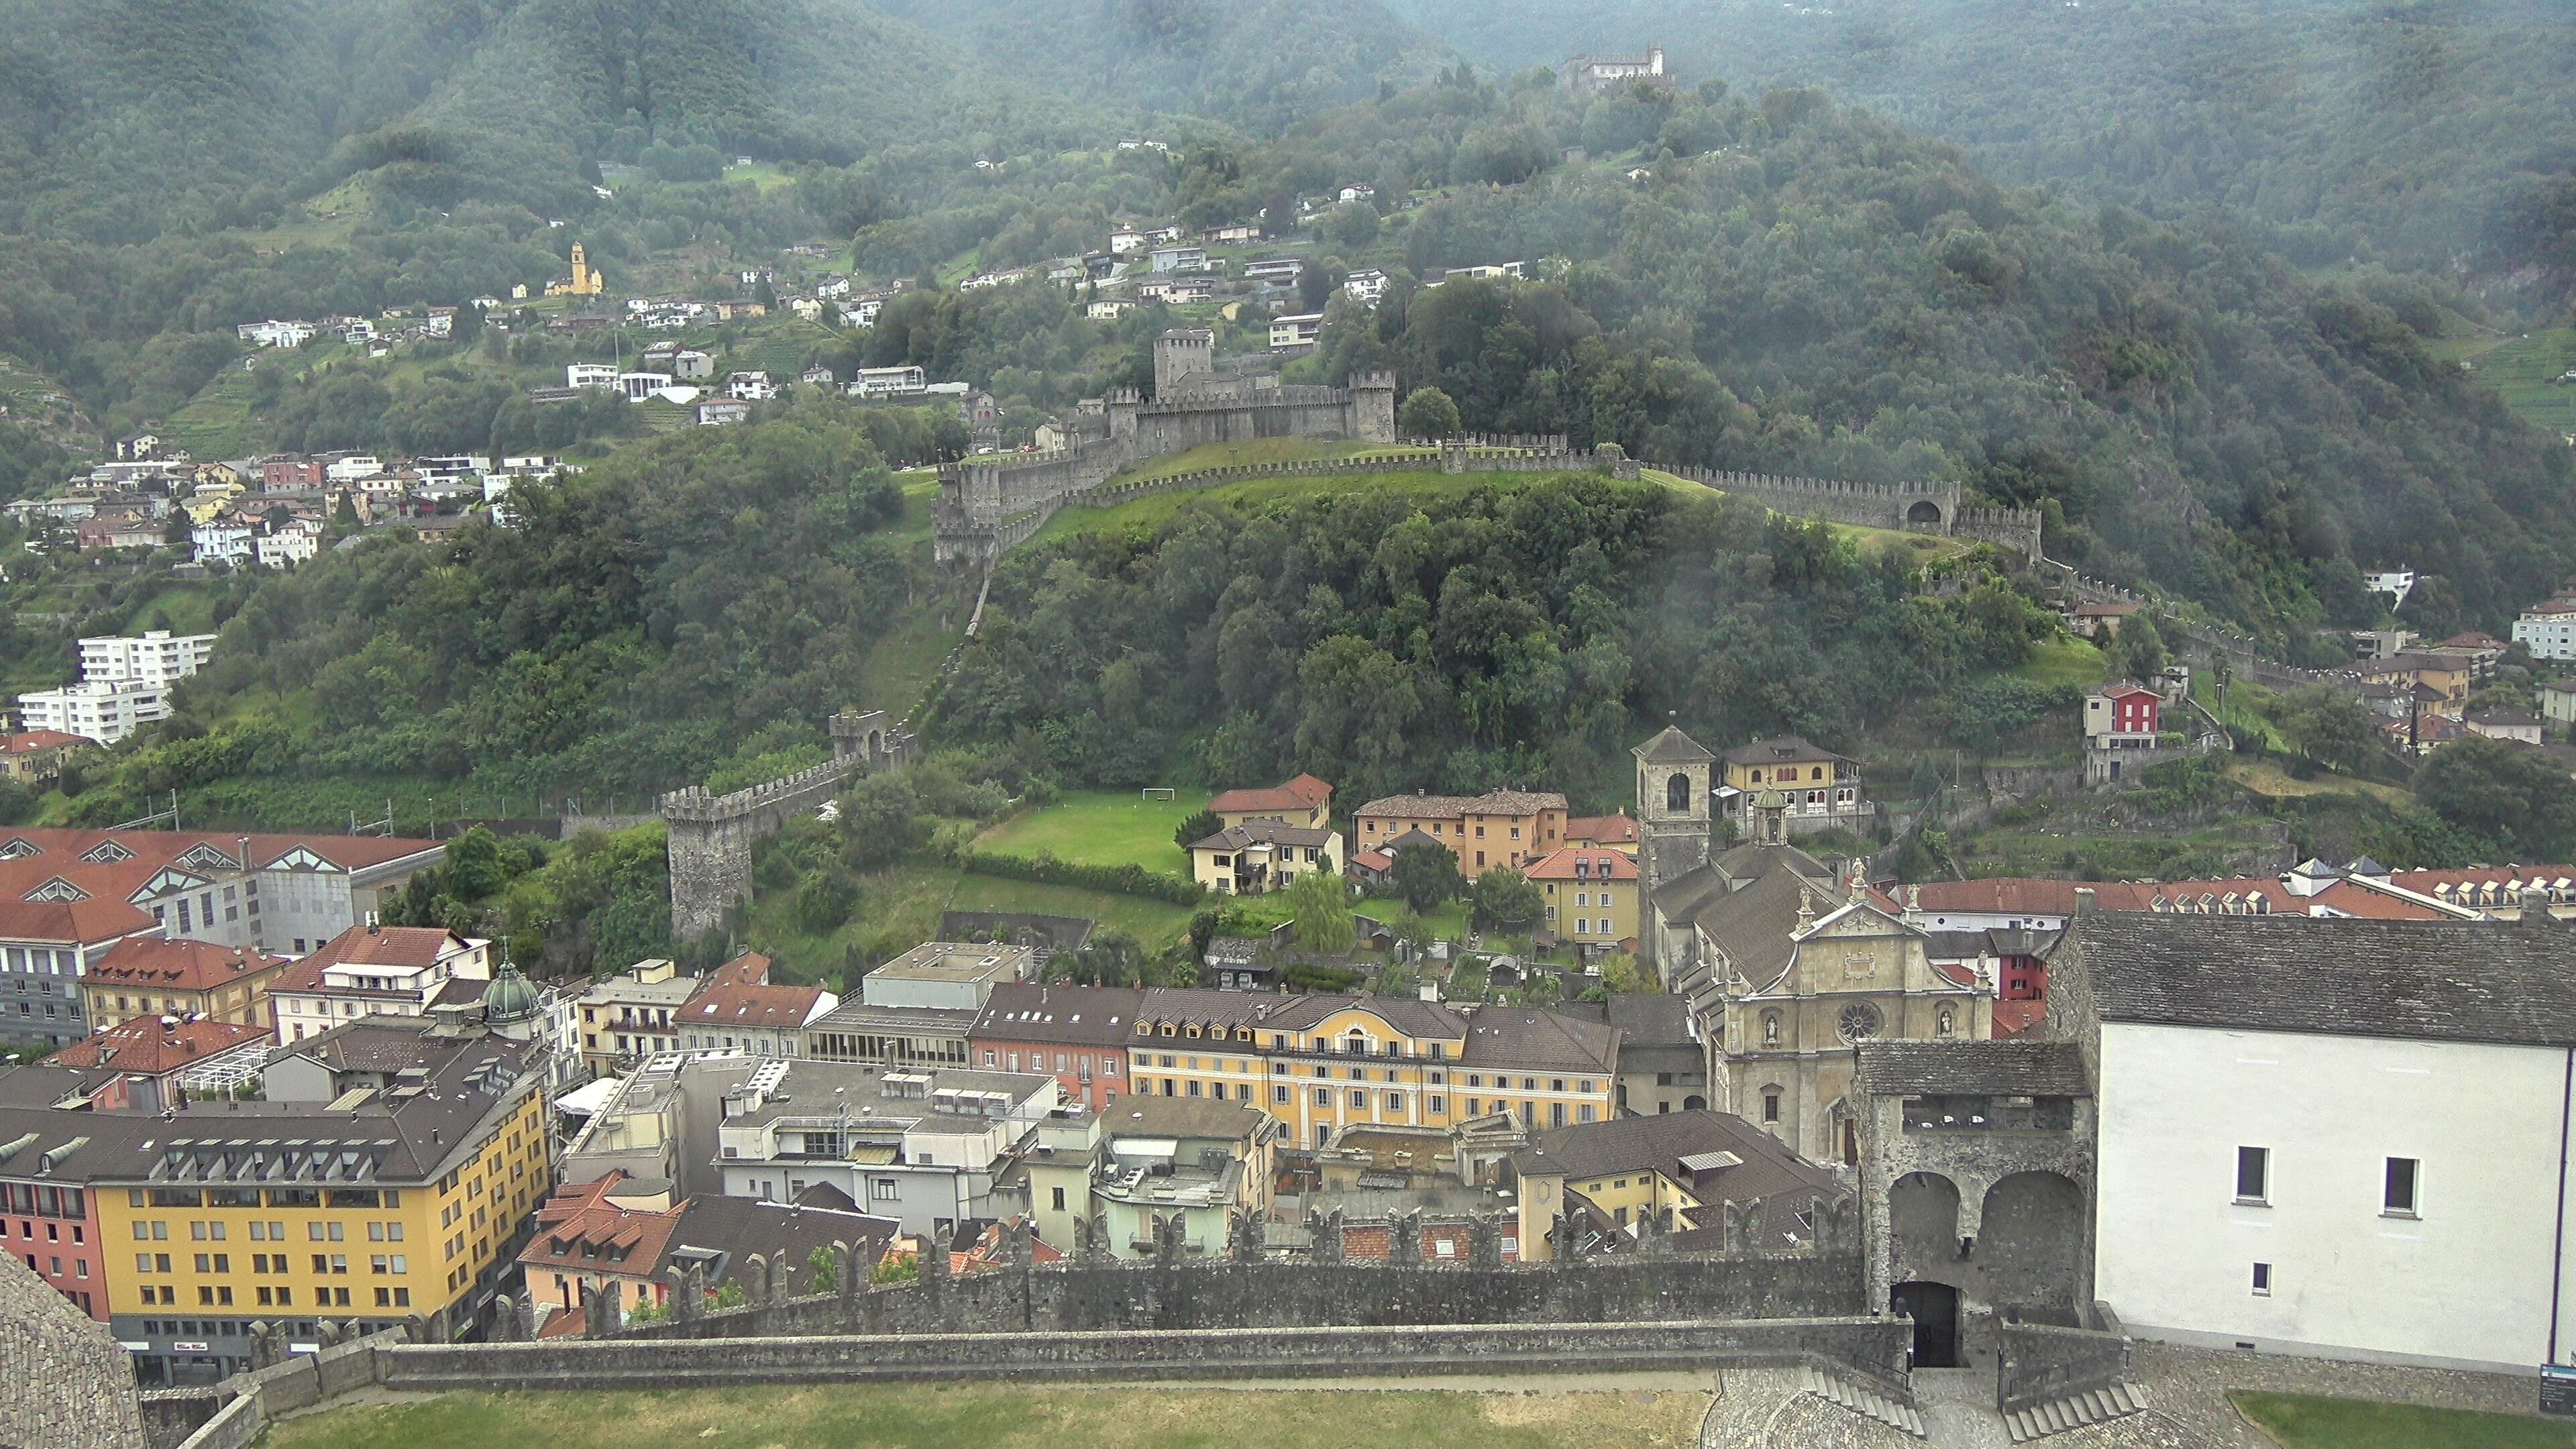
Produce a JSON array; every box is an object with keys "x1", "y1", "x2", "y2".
[
  {"x1": 837, "y1": 773, "x2": 925, "y2": 870},
  {"x1": 1296, "y1": 263, "x2": 1334, "y2": 313},
  {"x1": 1601, "y1": 955, "x2": 1654, "y2": 993},
  {"x1": 1469, "y1": 867, "x2": 1544, "y2": 933},
  {"x1": 1285, "y1": 867, "x2": 1356, "y2": 955},
  {"x1": 805, "y1": 1244, "x2": 843, "y2": 1293},
  {"x1": 1387, "y1": 840, "x2": 1462, "y2": 912},
  {"x1": 1173, "y1": 808, "x2": 1224, "y2": 852},
  {"x1": 2275, "y1": 684, "x2": 2379, "y2": 773},
  {"x1": 2111, "y1": 613, "x2": 2167, "y2": 682},
  {"x1": 1396, "y1": 386, "x2": 1461, "y2": 440},
  {"x1": 1375, "y1": 961, "x2": 1418, "y2": 998},
  {"x1": 2416, "y1": 737, "x2": 2576, "y2": 860}
]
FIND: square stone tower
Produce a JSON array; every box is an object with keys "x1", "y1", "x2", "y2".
[
  {"x1": 1633, "y1": 723, "x2": 1715, "y2": 892},
  {"x1": 1153, "y1": 328, "x2": 1216, "y2": 397}
]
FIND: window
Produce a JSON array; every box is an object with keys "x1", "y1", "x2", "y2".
[
  {"x1": 1314, "y1": 1087, "x2": 1331, "y2": 1106},
  {"x1": 1273, "y1": 1085, "x2": 1290, "y2": 1104},
  {"x1": 1384, "y1": 1091, "x2": 1403, "y2": 1111},
  {"x1": 1429, "y1": 1095, "x2": 1445, "y2": 1114},
  {"x1": 1051, "y1": 1187, "x2": 1066, "y2": 1212},
  {"x1": 2251, "y1": 1262, "x2": 2272, "y2": 1296},
  {"x1": 2235, "y1": 1146, "x2": 2269, "y2": 1204},
  {"x1": 1349, "y1": 1089, "x2": 1367, "y2": 1108},
  {"x1": 1761, "y1": 1087, "x2": 1782, "y2": 1124},
  {"x1": 2383, "y1": 1157, "x2": 2419, "y2": 1217}
]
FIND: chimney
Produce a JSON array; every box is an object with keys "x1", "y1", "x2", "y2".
[
  {"x1": 2520, "y1": 885, "x2": 2557, "y2": 927},
  {"x1": 366, "y1": 911, "x2": 381, "y2": 933},
  {"x1": 2074, "y1": 888, "x2": 2097, "y2": 919},
  {"x1": 237, "y1": 836, "x2": 253, "y2": 873}
]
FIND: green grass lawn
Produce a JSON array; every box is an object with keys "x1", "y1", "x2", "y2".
[
  {"x1": 2428, "y1": 327, "x2": 2576, "y2": 439},
  {"x1": 2231, "y1": 1391, "x2": 2574, "y2": 1448},
  {"x1": 2009, "y1": 635, "x2": 2109, "y2": 690},
  {"x1": 119, "y1": 582, "x2": 223, "y2": 635},
  {"x1": 945, "y1": 871, "x2": 1204, "y2": 950},
  {"x1": 720, "y1": 161, "x2": 797, "y2": 191},
  {"x1": 255, "y1": 1384, "x2": 1709, "y2": 1449},
  {"x1": 851, "y1": 608, "x2": 965, "y2": 718},
  {"x1": 971, "y1": 789, "x2": 1205, "y2": 872}
]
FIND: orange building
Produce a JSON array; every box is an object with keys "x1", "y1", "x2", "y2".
[{"x1": 1350, "y1": 789, "x2": 1568, "y2": 878}]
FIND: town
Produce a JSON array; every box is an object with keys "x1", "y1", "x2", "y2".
[{"x1": 3, "y1": 8, "x2": 2576, "y2": 1449}]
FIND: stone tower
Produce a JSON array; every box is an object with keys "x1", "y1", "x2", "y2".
[
  {"x1": 1153, "y1": 328, "x2": 1216, "y2": 397},
  {"x1": 1633, "y1": 724, "x2": 1716, "y2": 966},
  {"x1": 1350, "y1": 372, "x2": 1399, "y2": 443}
]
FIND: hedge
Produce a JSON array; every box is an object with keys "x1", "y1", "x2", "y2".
[{"x1": 959, "y1": 850, "x2": 1208, "y2": 906}]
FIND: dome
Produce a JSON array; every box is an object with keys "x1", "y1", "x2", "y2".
[{"x1": 480, "y1": 965, "x2": 541, "y2": 1025}]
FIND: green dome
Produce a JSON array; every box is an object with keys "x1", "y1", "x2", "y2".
[{"x1": 481, "y1": 965, "x2": 541, "y2": 1024}]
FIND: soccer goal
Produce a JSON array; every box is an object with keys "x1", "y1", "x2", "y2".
[{"x1": 1140, "y1": 786, "x2": 1178, "y2": 802}]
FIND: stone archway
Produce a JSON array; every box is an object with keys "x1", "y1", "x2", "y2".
[
  {"x1": 1978, "y1": 1171, "x2": 2088, "y2": 1320},
  {"x1": 1892, "y1": 1280, "x2": 1962, "y2": 1367},
  {"x1": 1889, "y1": 1171, "x2": 1962, "y2": 1275},
  {"x1": 1906, "y1": 498, "x2": 1945, "y2": 528}
]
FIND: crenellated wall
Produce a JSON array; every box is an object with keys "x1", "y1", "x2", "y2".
[{"x1": 659, "y1": 755, "x2": 865, "y2": 942}]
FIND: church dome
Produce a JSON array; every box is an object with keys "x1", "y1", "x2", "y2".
[{"x1": 481, "y1": 965, "x2": 541, "y2": 1025}]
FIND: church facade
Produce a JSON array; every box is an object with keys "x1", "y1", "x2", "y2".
[{"x1": 1633, "y1": 726, "x2": 1990, "y2": 1164}]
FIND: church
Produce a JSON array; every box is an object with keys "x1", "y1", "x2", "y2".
[{"x1": 1631, "y1": 726, "x2": 1989, "y2": 1164}]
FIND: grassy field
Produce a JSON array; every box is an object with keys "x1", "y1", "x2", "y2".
[
  {"x1": 971, "y1": 789, "x2": 1205, "y2": 871},
  {"x1": 256, "y1": 1384, "x2": 1710, "y2": 1449},
  {"x1": 2231, "y1": 1391, "x2": 2573, "y2": 1448},
  {"x1": 2010, "y1": 635, "x2": 2110, "y2": 690},
  {"x1": 2224, "y1": 758, "x2": 2416, "y2": 808},
  {"x1": 2427, "y1": 327, "x2": 2576, "y2": 439},
  {"x1": 720, "y1": 161, "x2": 798, "y2": 192},
  {"x1": 118, "y1": 582, "x2": 224, "y2": 635}
]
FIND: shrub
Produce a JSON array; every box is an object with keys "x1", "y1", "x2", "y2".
[{"x1": 959, "y1": 850, "x2": 1206, "y2": 905}]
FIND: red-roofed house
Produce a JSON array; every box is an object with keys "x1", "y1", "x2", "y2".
[
  {"x1": 0, "y1": 894, "x2": 160, "y2": 1051},
  {"x1": 1208, "y1": 773, "x2": 1334, "y2": 830},
  {"x1": 0, "y1": 730, "x2": 87, "y2": 786},
  {"x1": 678, "y1": 951, "x2": 836, "y2": 1057},
  {"x1": 268, "y1": 922, "x2": 491, "y2": 1042},
  {"x1": 1564, "y1": 812, "x2": 1640, "y2": 854},
  {"x1": 76, "y1": 935, "x2": 291, "y2": 1032},
  {"x1": 44, "y1": 1014, "x2": 271, "y2": 1108},
  {"x1": 0, "y1": 826, "x2": 445, "y2": 959},
  {"x1": 1523, "y1": 847, "x2": 1640, "y2": 950}
]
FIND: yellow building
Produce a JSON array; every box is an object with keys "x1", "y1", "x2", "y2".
[
  {"x1": 545, "y1": 243, "x2": 604, "y2": 298},
  {"x1": 1123, "y1": 990, "x2": 1620, "y2": 1150},
  {"x1": 1523, "y1": 846, "x2": 1640, "y2": 950},
  {"x1": 78, "y1": 935, "x2": 292, "y2": 1033},
  {"x1": 1350, "y1": 789, "x2": 1569, "y2": 878},
  {"x1": 1716, "y1": 736, "x2": 1873, "y2": 842},
  {"x1": 93, "y1": 1030, "x2": 552, "y2": 1384},
  {"x1": 1185, "y1": 819, "x2": 1343, "y2": 896},
  {"x1": 1208, "y1": 773, "x2": 1334, "y2": 831}
]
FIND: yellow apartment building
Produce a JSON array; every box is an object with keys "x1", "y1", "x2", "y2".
[
  {"x1": 1208, "y1": 773, "x2": 1334, "y2": 831},
  {"x1": 1121, "y1": 989, "x2": 1620, "y2": 1150},
  {"x1": 1523, "y1": 846, "x2": 1640, "y2": 950},
  {"x1": 1350, "y1": 789, "x2": 1570, "y2": 878}
]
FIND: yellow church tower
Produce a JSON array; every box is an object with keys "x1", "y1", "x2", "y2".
[{"x1": 547, "y1": 243, "x2": 604, "y2": 298}]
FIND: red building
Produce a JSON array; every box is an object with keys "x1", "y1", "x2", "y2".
[
  {"x1": 2084, "y1": 682, "x2": 2162, "y2": 741},
  {"x1": 0, "y1": 1067, "x2": 141, "y2": 1320},
  {"x1": 259, "y1": 458, "x2": 326, "y2": 492},
  {"x1": 966, "y1": 983, "x2": 1142, "y2": 1113}
]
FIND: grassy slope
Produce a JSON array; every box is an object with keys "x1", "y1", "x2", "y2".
[
  {"x1": 256, "y1": 1384, "x2": 1709, "y2": 1449},
  {"x1": 2231, "y1": 1391, "x2": 2569, "y2": 1449},
  {"x1": 2011, "y1": 636, "x2": 2109, "y2": 690},
  {"x1": 971, "y1": 789, "x2": 1204, "y2": 872},
  {"x1": 2429, "y1": 328, "x2": 2576, "y2": 440}
]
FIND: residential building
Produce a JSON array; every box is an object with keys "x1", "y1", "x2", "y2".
[
  {"x1": 967, "y1": 983, "x2": 1141, "y2": 1112},
  {"x1": 1716, "y1": 736, "x2": 1874, "y2": 841},
  {"x1": 77, "y1": 936, "x2": 290, "y2": 1033},
  {"x1": 674, "y1": 951, "x2": 834, "y2": 1057},
  {"x1": 1563, "y1": 813, "x2": 1639, "y2": 854},
  {"x1": 80, "y1": 631, "x2": 215, "y2": 687},
  {"x1": 1123, "y1": 990, "x2": 1620, "y2": 1149},
  {"x1": 694, "y1": 401, "x2": 751, "y2": 427},
  {"x1": 0, "y1": 828, "x2": 443, "y2": 961},
  {"x1": 1086, "y1": 299, "x2": 1135, "y2": 321},
  {"x1": 88, "y1": 1025, "x2": 553, "y2": 1385},
  {"x1": 44, "y1": 1016, "x2": 271, "y2": 1109},
  {"x1": 0, "y1": 730, "x2": 85, "y2": 787},
  {"x1": 1269, "y1": 313, "x2": 1323, "y2": 350},
  {"x1": 855, "y1": 941, "x2": 1037, "y2": 1013},
  {"x1": 0, "y1": 897, "x2": 160, "y2": 1051},
  {"x1": 1337, "y1": 182, "x2": 1377, "y2": 203},
  {"x1": 723, "y1": 372, "x2": 775, "y2": 402},
  {"x1": 1110, "y1": 227, "x2": 1146, "y2": 254},
  {"x1": 2514, "y1": 597, "x2": 2576, "y2": 661},
  {"x1": 1205, "y1": 222, "x2": 1260, "y2": 244},
  {"x1": 1507, "y1": 1108, "x2": 1843, "y2": 1262},
  {"x1": 1186, "y1": 818, "x2": 1342, "y2": 895},
  {"x1": 710, "y1": 1059, "x2": 1061, "y2": 1235},
  {"x1": 2426, "y1": 631, "x2": 2509, "y2": 682},
  {"x1": 189, "y1": 522, "x2": 254, "y2": 568},
  {"x1": 2464, "y1": 706, "x2": 2544, "y2": 744},
  {"x1": 1148, "y1": 246, "x2": 1205, "y2": 273},
  {"x1": 515, "y1": 1170, "x2": 894, "y2": 1330},
  {"x1": 573, "y1": 959, "x2": 698, "y2": 1077},
  {"x1": 2360, "y1": 570, "x2": 2416, "y2": 607},
  {"x1": 1562, "y1": 46, "x2": 1668, "y2": 93},
  {"x1": 670, "y1": 350, "x2": 713, "y2": 380},
  {"x1": 1344, "y1": 269, "x2": 1390, "y2": 305},
  {"x1": 1523, "y1": 846, "x2": 1640, "y2": 950},
  {"x1": 267, "y1": 924, "x2": 492, "y2": 1042},
  {"x1": 15, "y1": 680, "x2": 174, "y2": 746},
  {"x1": 1208, "y1": 773, "x2": 1333, "y2": 830},
  {"x1": 1352, "y1": 789, "x2": 1570, "y2": 878},
  {"x1": 2357, "y1": 652, "x2": 2474, "y2": 709},
  {"x1": 0, "y1": 1067, "x2": 133, "y2": 1323},
  {"x1": 2049, "y1": 908, "x2": 2576, "y2": 1373},
  {"x1": 254, "y1": 527, "x2": 318, "y2": 570},
  {"x1": 1021, "y1": 1095, "x2": 1280, "y2": 1260},
  {"x1": 2541, "y1": 678, "x2": 2576, "y2": 728},
  {"x1": 614, "y1": 371, "x2": 674, "y2": 402},
  {"x1": 261, "y1": 459, "x2": 327, "y2": 492},
  {"x1": 2083, "y1": 682, "x2": 2162, "y2": 748},
  {"x1": 1242, "y1": 259, "x2": 1303, "y2": 284},
  {"x1": 1593, "y1": 991, "x2": 1706, "y2": 1116},
  {"x1": 850, "y1": 365, "x2": 928, "y2": 398}
]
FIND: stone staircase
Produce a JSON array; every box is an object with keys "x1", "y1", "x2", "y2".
[
  {"x1": 2002, "y1": 1381, "x2": 2153, "y2": 1442},
  {"x1": 1799, "y1": 1364, "x2": 1928, "y2": 1437}
]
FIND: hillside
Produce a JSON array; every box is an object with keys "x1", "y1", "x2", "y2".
[{"x1": 1388, "y1": 0, "x2": 2576, "y2": 314}]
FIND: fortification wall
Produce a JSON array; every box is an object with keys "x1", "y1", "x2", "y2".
[
  {"x1": 1661, "y1": 466, "x2": 1962, "y2": 531},
  {"x1": 380, "y1": 1317, "x2": 1908, "y2": 1394},
  {"x1": 659, "y1": 755, "x2": 865, "y2": 942},
  {"x1": 1998, "y1": 1305, "x2": 2131, "y2": 1413}
]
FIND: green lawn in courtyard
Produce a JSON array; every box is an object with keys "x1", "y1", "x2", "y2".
[
  {"x1": 2231, "y1": 1391, "x2": 2573, "y2": 1448},
  {"x1": 970, "y1": 788, "x2": 1206, "y2": 872}
]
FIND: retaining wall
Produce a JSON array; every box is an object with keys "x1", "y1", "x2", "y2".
[
  {"x1": 162, "y1": 1334, "x2": 400, "y2": 1449},
  {"x1": 382, "y1": 1317, "x2": 1910, "y2": 1393},
  {"x1": 1997, "y1": 1304, "x2": 2132, "y2": 1412}
]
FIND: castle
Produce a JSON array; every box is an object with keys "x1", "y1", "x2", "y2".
[{"x1": 935, "y1": 329, "x2": 1396, "y2": 562}]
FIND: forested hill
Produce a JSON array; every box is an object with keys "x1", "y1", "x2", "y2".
[
  {"x1": 1387, "y1": 0, "x2": 2576, "y2": 310},
  {"x1": 871, "y1": 0, "x2": 1446, "y2": 134}
]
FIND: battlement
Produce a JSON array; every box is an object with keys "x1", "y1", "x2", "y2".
[
  {"x1": 1351, "y1": 371, "x2": 1398, "y2": 390},
  {"x1": 657, "y1": 757, "x2": 858, "y2": 821}
]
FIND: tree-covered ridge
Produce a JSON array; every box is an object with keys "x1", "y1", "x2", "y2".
[
  {"x1": 64, "y1": 404, "x2": 922, "y2": 828},
  {"x1": 932, "y1": 477, "x2": 2058, "y2": 806},
  {"x1": 1391, "y1": 0, "x2": 2576, "y2": 307}
]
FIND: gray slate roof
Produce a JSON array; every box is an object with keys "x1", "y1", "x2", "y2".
[
  {"x1": 2069, "y1": 913, "x2": 2576, "y2": 1048},
  {"x1": 1633, "y1": 726, "x2": 1716, "y2": 765},
  {"x1": 1854, "y1": 1040, "x2": 2090, "y2": 1097}
]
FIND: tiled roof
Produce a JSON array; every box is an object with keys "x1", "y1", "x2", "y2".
[
  {"x1": 683, "y1": 977, "x2": 826, "y2": 1032},
  {"x1": 1602, "y1": 991, "x2": 1691, "y2": 1048},
  {"x1": 1853, "y1": 1040, "x2": 2089, "y2": 1096},
  {"x1": 1458, "y1": 1007, "x2": 1620, "y2": 1075},
  {"x1": 1103, "y1": 1093, "x2": 1273, "y2": 1142},
  {"x1": 1564, "y1": 814, "x2": 1639, "y2": 846},
  {"x1": 296, "y1": 924, "x2": 468, "y2": 972},
  {"x1": 2064, "y1": 912, "x2": 2576, "y2": 1047},
  {"x1": 1523, "y1": 847, "x2": 1638, "y2": 881},
  {"x1": 1208, "y1": 774, "x2": 1333, "y2": 814},
  {"x1": 1354, "y1": 789, "x2": 1569, "y2": 820},
  {"x1": 0, "y1": 827, "x2": 439, "y2": 885},
  {"x1": 1631, "y1": 727, "x2": 1715, "y2": 765},
  {"x1": 0, "y1": 894, "x2": 158, "y2": 945},
  {"x1": 968, "y1": 983, "x2": 1145, "y2": 1046},
  {"x1": 1189, "y1": 820, "x2": 1337, "y2": 851},
  {"x1": 46, "y1": 1016, "x2": 270, "y2": 1076},
  {"x1": 85, "y1": 936, "x2": 287, "y2": 992},
  {"x1": 1718, "y1": 735, "x2": 1850, "y2": 768},
  {"x1": 1, "y1": 730, "x2": 87, "y2": 754}
]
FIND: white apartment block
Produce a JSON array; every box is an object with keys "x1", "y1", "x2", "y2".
[
  {"x1": 15, "y1": 680, "x2": 171, "y2": 745},
  {"x1": 256, "y1": 528, "x2": 319, "y2": 569},
  {"x1": 2513, "y1": 600, "x2": 2576, "y2": 661},
  {"x1": 80, "y1": 629, "x2": 215, "y2": 686}
]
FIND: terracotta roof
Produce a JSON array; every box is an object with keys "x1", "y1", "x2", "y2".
[
  {"x1": 46, "y1": 1016, "x2": 270, "y2": 1075},
  {"x1": 1522, "y1": 847, "x2": 1638, "y2": 881},
  {"x1": 1208, "y1": 774, "x2": 1333, "y2": 815},
  {"x1": 0, "y1": 828, "x2": 439, "y2": 885},
  {"x1": 2089, "y1": 680, "x2": 2161, "y2": 701},
  {"x1": 684, "y1": 956, "x2": 824, "y2": 1032},
  {"x1": 1990, "y1": 999, "x2": 2047, "y2": 1038},
  {"x1": 0, "y1": 894, "x2": 158, "y2": 944},
  {"x1": 276, "y1": 925, "x2": 469, "y2": 991},
  {"x1": 1909, "y1": 879, "x2": 2143, "y2": 916},
  {"x1": 1354, "y1": 789, "x2": 1569, "y2": 820},
  {"x1": 1350, "y1": 849, "x2": 1393, "y2": 871},
  {"x1": 85, "y1": 935, "x2": 288, "y2": 992},
  {"x1": 1563, "y1": 814, "x2": 1638, "y2": 846},
  {"x1": 1, "y1": 731, "x2": 87, "y2": 754}
]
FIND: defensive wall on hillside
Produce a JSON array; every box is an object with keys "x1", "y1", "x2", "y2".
[{"x1": 659, "y1": 709, "x2": 914, "y2": 941}]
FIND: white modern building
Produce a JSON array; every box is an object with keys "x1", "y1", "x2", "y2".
[
  {"x1": 189, "y1": 522, "x2": 254, "y2": 567},
  {"x1": 2061, "y1": 910, "x2": 2576, "y2": 1374},
  {"x1": 256, "y1": 526, "x2": 319, "y2": 570},
  {"x1": 15, "y1": 679, "x2": 171, "y2": 745},
  {"x1": 2361, "y1": 570, "x2": 2417, "y2": 608},
  {"x1": 79, "y1": 629, "x2": 215, "y2": 686},
  {"x1": 849, "y1": 365, "x2": 928, "y2": 398},
  {"x1": 1269, "y1": 313, "x2": 1324, "y2": 350},
  {"x1": 2514, "y1": 599, "x2": 2576, "y2": 661}
]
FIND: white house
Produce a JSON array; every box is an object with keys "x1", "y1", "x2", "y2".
[
  {"x1": 1110, "y1": 227, "x2": 1146, "y2": 255},
  {"x1": 566, "y1": 364, "x2": 619, "y2": 390},
  {"x1": 724, "y1": 371, "x2": 777, "y2": 401},
  {"x1": 614, "y1": 371, "x2": 674, "y2": 402},
  {"x1": 1337, "y1": 182, "x2": 1375, "y2": 203},
  {"x1": 235, "y1": 320, "x2": 316, "y2": 348},
  {"x1": 2361, "y1": 570, "x2": 2417, "y2": 608},
  {"x1": 189, "y1": 521, "x2": 255, "y2": 567},
  {"x1": 1148, "y1": 246, "x2": 1208, "y2": 274},
  {"x1": 14, "y1": 680, "x2": 171, "y2": 745},
  {"x1": 256, "y1": 526, "x2": 319, "y2": 570},
  {"x1": 2514, "y1": 598, "x2": 2576, "y2": 661},
  {"x1": 712, "y1": 1059, "x2": 1060, "y2": 1234},
  {"x1": 849, "y1": 365, "x2": 928, "y2": 398},
  {"x1": 2061, "y1": 909, "x2": 2576, "y2": 1375},
  {"x1": 671, "y1": 350, "x2": 714, "y2": 380},
  {"x1": 1344, "y1": 269, "x2": 1389, "y2": 305},
  {"x1": 323, "y1": 454, "x2": 382, "y2": 484},
  {"x1": 1269, "y1": 313, "x2": 1324, "y2": 351},
  {"x1": 80, "y1": 629, "x2": 215, "y2": 686}
]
